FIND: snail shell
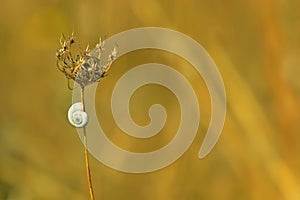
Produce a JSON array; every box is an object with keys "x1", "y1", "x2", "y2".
[{"x1": 68, "y1": 102, "x2": 88, "y2": 128}]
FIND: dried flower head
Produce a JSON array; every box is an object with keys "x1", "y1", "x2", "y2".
[{"x1": 56, "y1": 33, "x2": 118, "y2": 89}]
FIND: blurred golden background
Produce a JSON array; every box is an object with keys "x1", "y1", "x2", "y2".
[{"x1": 1, "y1": 0, "x2": 300, "y2": 199}]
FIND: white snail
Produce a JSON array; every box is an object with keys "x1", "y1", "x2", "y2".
[{"x1": 68, "y1": 102, "x2": 88, "y2": 128}]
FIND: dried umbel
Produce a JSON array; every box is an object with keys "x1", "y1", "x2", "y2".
[{"x1": 56, "y1": 33, "x2": 118, "y2": 89}]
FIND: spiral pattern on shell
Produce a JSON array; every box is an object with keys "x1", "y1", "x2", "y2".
[{"x1": 68, "y1": 102, "x2": 88, "y2": 128}]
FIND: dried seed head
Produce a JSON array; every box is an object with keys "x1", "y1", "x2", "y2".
[{"x1": 56, "y1": 33, "x2": 118, "y2": 89}]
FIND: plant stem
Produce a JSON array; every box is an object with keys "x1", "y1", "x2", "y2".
[{"x1": 81, "y1": 86, "x2": 95, "y2": 200}]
